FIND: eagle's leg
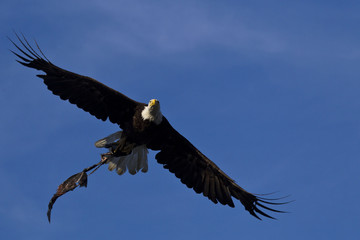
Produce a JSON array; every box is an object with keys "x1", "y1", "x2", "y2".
[
  {"x1": 112, "y1": 136, "x2": 136, "y2": 156},
  {"x1": 122, "y1": 142, "x2": 136, "y2": 154},
  {"x1": 100, "y1": 152, "x2": 113, "y2": 163},
  {"x1": 113, "y1": 138, "x2": 124, "y2": 154}
]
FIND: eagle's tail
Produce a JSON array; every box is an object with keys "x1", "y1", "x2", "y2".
[{"x1": 95, "y1": 131, "x2": 149, "y2": 175}]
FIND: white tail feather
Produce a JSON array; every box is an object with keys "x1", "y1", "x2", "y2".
[
  {"x1": 108, "y1": 158, "x2": 118, "y2": 171},
  {"x1": 137, "y1": 148, "x2": 148, "y2": 173},
  {"x1": 116, "y1": 157, "x2": 127, "y2": 175}
]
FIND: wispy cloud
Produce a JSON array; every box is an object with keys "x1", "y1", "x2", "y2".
[
  {"x1": 79, "y1": 0, "x2": 286, "y2": 56},
  {"x1": 82, "y1": 0, "x2": 360, "y2": 64}
]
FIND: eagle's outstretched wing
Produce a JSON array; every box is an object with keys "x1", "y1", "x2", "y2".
[
  {"x1": 155, "y1": 118, "x2": 286, "y2": 219},
  {"x1": 9, "y1": 34, "x2": 145, "y2": 128}
]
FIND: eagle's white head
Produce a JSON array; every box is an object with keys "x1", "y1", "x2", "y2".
[{"x1": 141, "y1": 99, "x2": 163, "y2": 124}]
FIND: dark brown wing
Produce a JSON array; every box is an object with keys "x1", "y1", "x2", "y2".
[
  {"x1": 155, "y1": 118, "x2": 286, "y2": 220},
  {"x1": 9, "y1": 34, "x2": 145, "y2": 127}
]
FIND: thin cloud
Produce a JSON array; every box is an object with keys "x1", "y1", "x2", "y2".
[{"x1": 82, "y1": 0, "x2": 286, "y2": 56}]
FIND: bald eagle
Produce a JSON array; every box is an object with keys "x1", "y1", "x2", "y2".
[{"x1": 10, "y1": 34, "x2": 286, "y2": 220}]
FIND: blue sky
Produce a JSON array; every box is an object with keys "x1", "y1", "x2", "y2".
[{"x1": 1, "y1": 0, "x2": 360, "y2": 239}]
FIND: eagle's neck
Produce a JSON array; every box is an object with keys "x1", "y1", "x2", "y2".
[{"x1": 141, "y1": 105, "x2": 163, "y2": 125}]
